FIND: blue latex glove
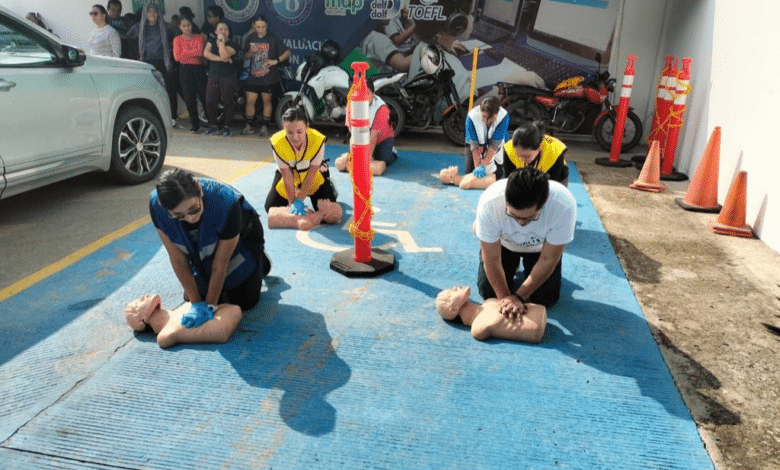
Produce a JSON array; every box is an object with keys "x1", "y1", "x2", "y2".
[
  {"x1": 473, "y1": 165, "x2": 486, "y2": 178},
  {"x1": 180, "y1": 301, "x2": 214, "y2": 328},
  {"x1": 289, "y1": 199, "x2": 306, "y2": 216}
]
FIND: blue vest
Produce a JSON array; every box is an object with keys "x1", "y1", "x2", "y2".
[{"x1": 150, "y1": 178, "x2": 259, "y2": 294}]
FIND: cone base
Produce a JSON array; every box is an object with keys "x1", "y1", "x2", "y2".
[
  {"x1": 631, "y1": 155, "x2": 646, "y2": 164},
  {"x1": 709, "y1": 220, "x2": 754, "y2": 238},
  {"x1": 595, "y1": 157, "x2": 633, "y2": 168},
  {"x1": 660, "y1": 170, "x2": 689, "y2": 181},
  {"x1": 630, "y1": 181, "x2": 666, "y2": 193},
  {"x1": 675, "y1": 197, "x2": 722, "y2": 213},
  {"x1": 330, "y1": 248, "x2": 396, "y2": 278}
]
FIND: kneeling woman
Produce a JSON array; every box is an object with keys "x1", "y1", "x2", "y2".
[
  {"x1": 503, "y1": 121, "x2": 569, "y2": 186},
  {"x1": 265, "y1": 107, "x2": 342, "y2": 224},
  {"x1": 150, "y1": 169, "x2": 270, "y2": 313}
]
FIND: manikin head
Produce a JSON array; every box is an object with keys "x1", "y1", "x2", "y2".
[
  {"x1": 125, "y1": 294, "x2": 162, "y2": 331},
  {"x1": 436, "y1": 286, "x2": 471, "y2": 320}
]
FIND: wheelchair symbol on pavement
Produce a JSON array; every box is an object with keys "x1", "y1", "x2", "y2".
[{"x1": 296, "y1": 207, "x2": 442, "y2": 253}]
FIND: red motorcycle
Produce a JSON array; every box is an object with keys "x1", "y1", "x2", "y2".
[{"x1": 497, "y1": 69, "x2": 643, "y2": 152}]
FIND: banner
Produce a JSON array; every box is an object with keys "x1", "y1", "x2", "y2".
[{"x1": 203, "y1": 0, "x2": 619, "y2": 91}]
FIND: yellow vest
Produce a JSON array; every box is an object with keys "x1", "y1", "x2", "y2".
[
  {"x1": 504, "y1": 135, "x2": 567, "y2": 173},
  {"x1": 271, "y1": 128, "x2": 327, "y2": 198}
]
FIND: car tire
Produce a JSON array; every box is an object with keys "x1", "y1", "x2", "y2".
[{"x1": 109, "y1": 107, "x2": 167, "y2": 184}]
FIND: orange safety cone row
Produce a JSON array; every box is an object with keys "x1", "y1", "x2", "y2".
[
  {"x1": 675, "y1": 126, "x2": 723, "y2": 213},
  {"x1": 709, "y1": 171, "x2": 753, "y2": 238},
  {"x1": 629, "y1": 140, "x2": 666, "y2": 192}
]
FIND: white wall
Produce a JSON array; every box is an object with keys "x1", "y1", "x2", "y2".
[
  {"x1": 1, "y1": 0, "x2": 204, "y2": 49},
  {"x1": 710, "y1": 0, "x2": 780, "y2": 249}
]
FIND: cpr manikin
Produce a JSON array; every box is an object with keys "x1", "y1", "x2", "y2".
[
  {"x1": 435, "y1": 286, "x2": 547, "y2": 343},
  {"x1": 125, "y1": 295, "x2": 242, "y2": 348},
  {"x1": 438, "y1": 165, "x2": 496, "y2": 190},
  {"x1": 267, "y1": 199, "x2": 342, "y2": 230}
]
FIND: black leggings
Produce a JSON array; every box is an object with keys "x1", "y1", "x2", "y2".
[
  {"x1": 477, "y1": 246, "x2": 563, "y2": 307},
  {"x1": 206, "y1": 74, "x2": 237, "y2": 128},
  {"x1": 264, "y1": 170, "x2": 338, "y2": 213},
  {"x1": 178, "y1": 64, "x2": 207, "y2": 129}
]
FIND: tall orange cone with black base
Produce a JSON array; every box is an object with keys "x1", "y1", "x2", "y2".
[
  {"x1": 675, "y1": 126, "x2": 723, "y2": 213},
  {"x1": 629, "y1": 140, "x2": 666, "y2": 192},
  {"x1": 709, "y1": 171, "x2": 753, "y2": 238}
]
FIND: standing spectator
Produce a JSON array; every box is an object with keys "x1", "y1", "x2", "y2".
[
  {"x1": 173, "y1": 16, "x2": 207, "y2": 133},
  {"x1": 203, "y1": 21, "x2": 238, "y2": 137},
  {"x1": 88, "y1": 5, "x2": 121, "y2": 58},
  {"x1": 128, "y1": 4, "x2": 179, "y2": 127},
  {"x1": 106, "y1": 0, "x2": 131, "y2": 58},
  {"x1": 178, "y1": 6, "x2": 201, "y2": 34},
  {"x1": 241, "y1": 15, "x2": 290, "y2": 136},
  {"x1": 201, "y1": 5, "x2": 224, "y2": 40}
]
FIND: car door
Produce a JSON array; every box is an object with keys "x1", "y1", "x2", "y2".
[{"x1": 0, "y1": 15, "x2": 101, "y2": 196}]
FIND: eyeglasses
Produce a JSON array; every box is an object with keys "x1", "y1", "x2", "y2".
[
  {"x1": 168, "y1": 198, "x2": 203, "y2": 220},
  {"x1": 89, "y1": 11, "x2": 100, "y2": 16},
  {"x1": 505, "y1": 207, "x2": 541, "y2": 223}
]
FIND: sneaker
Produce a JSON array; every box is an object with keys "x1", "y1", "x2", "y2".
[
  {"x1": 204, "y1": 126, "x2": 220, "y2": 136},
  {"x1": 220, "y1": 127, "x2": 231, "y2": 137},
  {"x1": 189, "y1": 126, "x2": 200, "y2": 134},
  {"x1": 241, "y1": 124, "x2": 254, "y2": 135},
  {"x1": 171, "y1": 119, "x2": 179, "y2": 128},
  {"x1": 262, "y1": 249, "x2": 272, "y2": 277},
  {"x1": 257, "y1": 125, "x2": 269, "y2": 137}
]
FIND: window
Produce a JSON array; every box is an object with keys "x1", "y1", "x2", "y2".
[{"x1": 0, "y1": 22, "x2": 55, "y2": 66}]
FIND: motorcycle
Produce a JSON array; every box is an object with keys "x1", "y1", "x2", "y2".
[
  {"x1": 497, "y1": 63, "x2": 643, "y2": 153},
  {"x1": 274, "y1": 40, "x2": 351, "y2": 130},
  {"x1": 376, "y1": 43, "x2": 469, "y2": 146}
]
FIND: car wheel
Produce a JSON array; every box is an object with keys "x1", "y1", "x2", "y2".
[{"x1": 109, "y1": 107, "x2": 166, "y2": 184}]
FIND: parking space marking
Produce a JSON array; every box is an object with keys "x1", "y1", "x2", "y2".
[{"x1": 0, "y1": 161, "x2": 270, "y2": 302}]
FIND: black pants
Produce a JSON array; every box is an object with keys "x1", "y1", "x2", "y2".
[
  {"x1": 206, "y1": 74, "x2": 237, "y2": 128},
  {"x1": 477, "y1": 246, "x2": 563, "y2": 307},
  {"x1": 179, "y1": 64, "x2": 207, "y2": 129},
  {"x1": 264, "y1": 170, "x2": 338, "y2": 213},
  {"x1": 147, "y1": 60, "x2": 178, "y2": 118}
]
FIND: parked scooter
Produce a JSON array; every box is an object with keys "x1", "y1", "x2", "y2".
[
  {"x1": 497, "y1": 58, "x2": 643, "y2": 152},
  {"x1": 376, "y1": 43, "x2": 469, "y2": 146}
]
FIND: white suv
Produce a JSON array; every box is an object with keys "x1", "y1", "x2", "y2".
[{"x1": 0, "y1": 7, "x2": 171, "y2": 199}]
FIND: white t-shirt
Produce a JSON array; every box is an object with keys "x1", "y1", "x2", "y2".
[
  {"x1": 89, "y1": 25, "x2": 121, "y2": 58},
  {"x1": 475, "y1": 179, "x2": 577, "y2": 253}
]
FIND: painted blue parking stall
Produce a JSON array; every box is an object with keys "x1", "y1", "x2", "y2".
[{"x1": 0, "y1": 146, "x2": 714, "y2": 469}]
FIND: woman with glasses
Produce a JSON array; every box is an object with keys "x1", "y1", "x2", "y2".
[
  {"x1": 503, "y1": 121, "x2": 569, "y2": 186},
  {"x1": 87, "y1": 5, "x2": 121, "y2": 58},
  {"x1": 264, "y1": 107, "x2": 342, "y2": 225},
  {"x1": 149, "y1": 169, "x2": 271, "y2": 321},
  {"x1": 201, "y1": 5, "x2": 224, "y2": 40}
]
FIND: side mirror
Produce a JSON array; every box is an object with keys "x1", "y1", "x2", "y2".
[{"x1": 62, "y1": 44, "x2": 86, "y2": 67}]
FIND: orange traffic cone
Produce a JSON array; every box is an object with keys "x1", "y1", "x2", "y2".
[
  {"x1": 675, "y1": 127, "x2": 722, "y2": 213},
  {"x1": 709, "y1": 171, "x2": 753, "y2": 237},
  {"x1": 629, "y1": 141, "x2": 666, "y2": 192}
]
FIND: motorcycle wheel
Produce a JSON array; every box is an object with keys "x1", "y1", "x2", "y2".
[
  {"x1": 594, "y1": 110, "x2": 644, "y2": 153},
  {"x1": 274, "y1": 95, "x2": 297, "y2": 130},
  {"x1": 505, "y1": 101, "x2": 543, "y2": 131},
  {"x1": 442, "y1": 106, "x2": 468, "y2": 147},
  {"x1": 382, "y1": 96, "x2": 406, "y2": 138}
]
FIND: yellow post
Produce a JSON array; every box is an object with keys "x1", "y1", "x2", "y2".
[{"x1": 468, "y1": 47, "x2": 478, "y2": 110}]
